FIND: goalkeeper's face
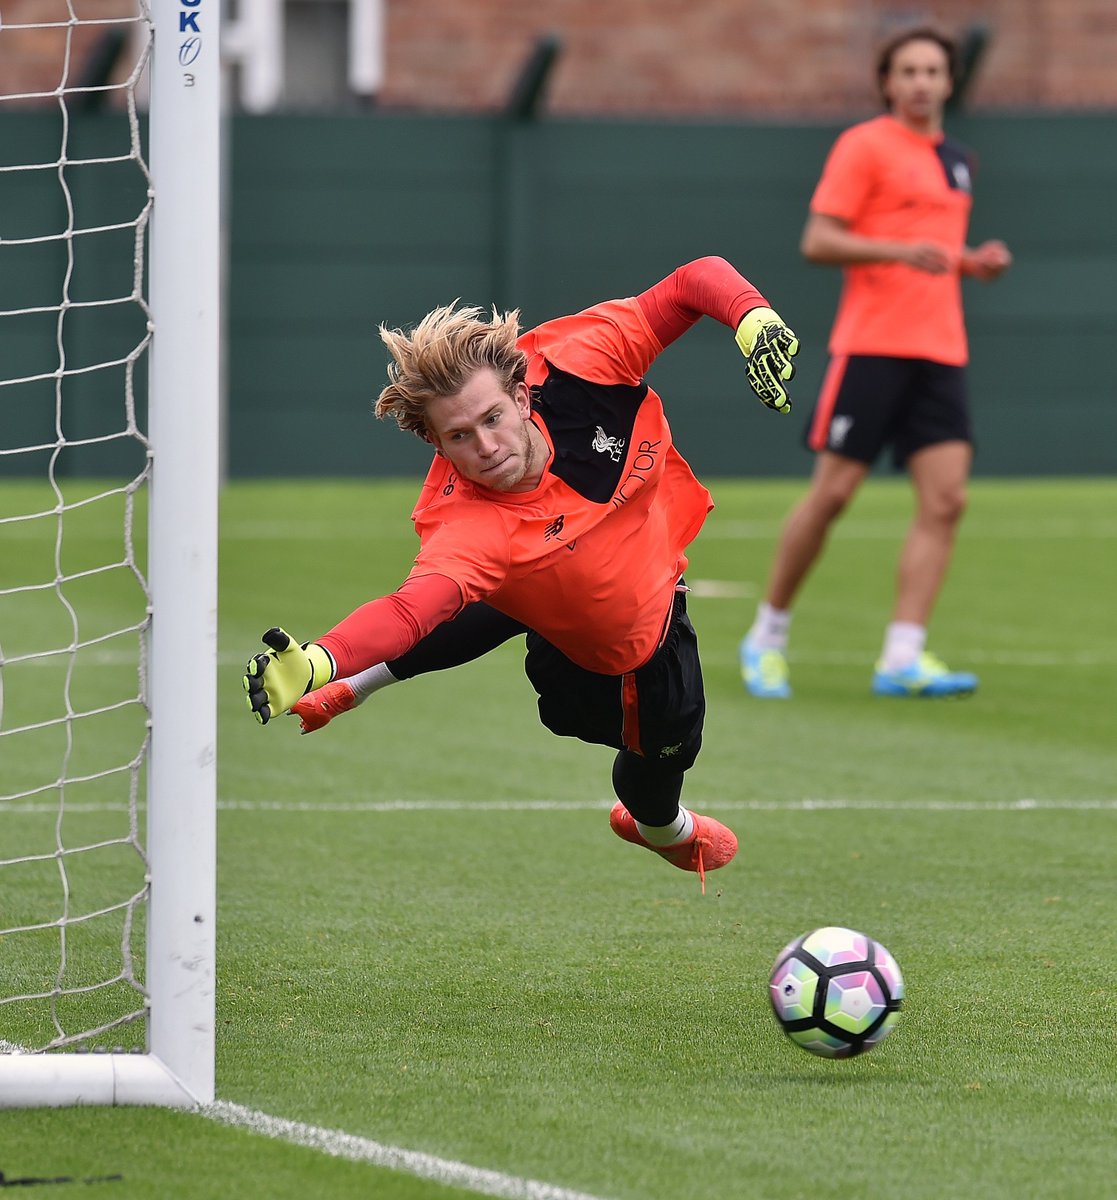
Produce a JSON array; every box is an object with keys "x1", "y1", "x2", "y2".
[{"x1": 425, "y1": 368, "x2": 546, "y2": 493}]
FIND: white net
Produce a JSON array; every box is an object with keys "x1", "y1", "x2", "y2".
[{"x1": 0, "y1": 2, "x2": 154, "y2": 1054}]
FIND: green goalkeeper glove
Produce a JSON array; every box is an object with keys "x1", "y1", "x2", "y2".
[
  {"x1": 243, "y1": 627, "x2": 334, "y2": 726},
  {"x1": 734, "y1": 306, "x2": 800, "y2": 414}
]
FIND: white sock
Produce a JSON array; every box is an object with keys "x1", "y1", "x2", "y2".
[
  {"x1": 635, "y1": 806, "x2": 695, "y2": 847},
  {"x1": 347, "y1": 661, "x2": 400, "y2": 703},
  {"x1": 881, "y1": 622, "x2": 926, "y2": 672},
  {"x1": 746, "y1": 602, "x2": 792, "y2": 651}
]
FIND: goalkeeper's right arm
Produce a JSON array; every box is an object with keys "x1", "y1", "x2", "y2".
[{"x1": 243, "y1": 574, "x2": 463, "y2": 728}]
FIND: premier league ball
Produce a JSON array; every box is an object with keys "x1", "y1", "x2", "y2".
[{"x1": 769, "y1": 926, "x2": 904, "y2": 1059}]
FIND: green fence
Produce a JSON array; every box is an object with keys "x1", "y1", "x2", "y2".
[{"x1": 3, "y1": 110, "x2": 1114, "y2": 480}]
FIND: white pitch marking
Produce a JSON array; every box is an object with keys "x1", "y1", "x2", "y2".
[
  {"x1": 776, "y1": 648, "x2": 1117, "y2": 667},
  {"x1": 13, "y1": 645, "x2": 1114, "y2": 668},
  {"x1": 702, "y1": 518, "x2": 1117, "y2": 540},
  {"x1": 200, "y1": 1101, "x2": 612, "y2": 1200},
  {"x1": 4, "y1": 798, "x2": 1116, "y2": 815},
  {"x1": 685, "y1": 579, "x2": 755, "y2": 599},
  {"x1": 217, "y1": 797, "x2": 1117, "y2": 813}
]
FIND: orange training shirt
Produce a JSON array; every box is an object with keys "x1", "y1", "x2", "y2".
[
  {"x1": 406, "y1": 298, "x2": 714, "y2": 675},
  {"x1": 811, "y1": 114, "x2": 975, "y2": 365}
]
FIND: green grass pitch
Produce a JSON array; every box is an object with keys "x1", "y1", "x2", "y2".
[{"x1": 1, "y1": 476, "x2": 1115, "y2": 1199}]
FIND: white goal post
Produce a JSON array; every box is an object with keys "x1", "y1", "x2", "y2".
[{"x1": 0, "y1": 1, "x2": 220, "y2": 1106}]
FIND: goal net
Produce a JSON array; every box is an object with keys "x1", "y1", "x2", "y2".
[{"x1": 0, "y1": 1, "x2": 219, "y2": 1106}]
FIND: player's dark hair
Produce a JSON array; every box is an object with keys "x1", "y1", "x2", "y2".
[
  {"x1": 876, "y1": 26, "x2": 956, "y2": 107},
  {"x1": 376, "y1": 303, "x2": 527, "y2": 441}
]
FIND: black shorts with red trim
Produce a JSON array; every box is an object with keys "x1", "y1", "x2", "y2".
[
  {"x1": 524, "y1": 586, "x2": 704, "y2": 771},
  {"x1": 804, "y1": 354, "x2": 972, "y2": 468}
]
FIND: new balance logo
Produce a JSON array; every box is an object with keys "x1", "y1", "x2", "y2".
[
  {"x1": 544, "y1": 514, "x2": 566, "y2": 542},
  {"x1": 592, "y1": 426, "x2": 625, "y2": 462}
]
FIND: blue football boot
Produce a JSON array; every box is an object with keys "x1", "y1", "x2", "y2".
[
  {"x1": 872, "y1": 652, "x2": 978, "y2": 698},
  {"x1": 739, "y1": 637, "x2": 791, "y2": 699}
]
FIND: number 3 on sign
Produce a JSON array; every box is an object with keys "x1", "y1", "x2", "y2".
[{"x1": 183, "y1": 73, "x2": 195, "y2": 87}]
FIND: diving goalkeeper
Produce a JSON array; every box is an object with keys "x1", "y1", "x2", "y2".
[{"x1": 243, "y1": 257, "x2": 797, "y2": 891}]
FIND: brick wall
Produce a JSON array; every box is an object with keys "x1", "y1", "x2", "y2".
[
  {"x1": 3, "y1": 0, "x2": 1116, "y2": 115},
  {"x1": 0, "y1": 0, "x2": 141, "y2": 105},
  {"x1": 382, "y1": 0, "x2": 1117, "y2": 116}
]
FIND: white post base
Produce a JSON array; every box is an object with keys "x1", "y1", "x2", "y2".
[{"x1": 0, "y1": 1054, "x2": 203, "y2": 1108}]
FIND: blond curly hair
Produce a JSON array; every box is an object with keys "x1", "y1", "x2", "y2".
[{"x1": 376, "y1": 302, "x2": 528, "y2": 441}]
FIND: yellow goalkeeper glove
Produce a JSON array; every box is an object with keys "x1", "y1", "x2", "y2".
[
  {"x1": 734, "y1": 306, "x2": 799, "y2": 414},
  {"x1": 243, "y1": 627, "x2": 334, "y2": 726}
]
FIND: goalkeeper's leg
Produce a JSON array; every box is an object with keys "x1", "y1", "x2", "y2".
[{"x1": 609, "y1": 752, "x2": 738, "y2": 892}]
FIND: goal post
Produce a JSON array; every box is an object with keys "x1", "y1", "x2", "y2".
[
  {"x1": 144, "y1": 0, "x2": 222, "y2": 1108},
  {"x1": 0, "y1": 1, "x2": 221, "y2": 1107}
]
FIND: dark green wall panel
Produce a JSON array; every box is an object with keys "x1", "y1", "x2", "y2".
[{"x1": 2, "y1": 110, "x2": 1114, "y2": 480}]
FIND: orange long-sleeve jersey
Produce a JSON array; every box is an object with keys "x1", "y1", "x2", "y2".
[{"x1": 812, "y1": 114, "x2": 975, "y2": 366}]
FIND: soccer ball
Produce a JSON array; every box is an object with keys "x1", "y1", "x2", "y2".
[{"x1": 768, "y1": 926, "x2": 904, "y2": 1059}]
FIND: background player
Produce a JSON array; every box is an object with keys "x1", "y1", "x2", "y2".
[
  {"x1": 244, "y1": 257, "x2": 798, "y2": 890},
  {"x1": 739, "y1": 26, "x2": 1012, "y2": 699}
]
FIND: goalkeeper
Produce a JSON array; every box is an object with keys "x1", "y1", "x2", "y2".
[{"x1": 244, "y1": 257, "x2": 797, "y2": 891}]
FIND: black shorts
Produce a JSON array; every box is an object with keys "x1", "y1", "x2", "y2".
[
  {"x1": 804, "y1": 354, "x2": 971, "y2": 468},
  {"x1": 523, "y1": 586, "x2": 705, "y2": 772}
]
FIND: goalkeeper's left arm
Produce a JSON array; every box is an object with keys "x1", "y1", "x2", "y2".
[{"x1": 635, "y1": 257, "x2": 799, "y2": 414}]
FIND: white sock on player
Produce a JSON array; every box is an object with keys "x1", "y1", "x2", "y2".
[
  {"x1": 747, "y1": 602, "x2": 792, "y2": 651},
  {"x1": 347, "y1": 661, "x2": 400, "y2": 702},
  {"x1": 635, "y1": 806, "x2": 695, "y2": 847},
  {"x1": 880, "y1": 621, "x2": 926, "y2": 672}
]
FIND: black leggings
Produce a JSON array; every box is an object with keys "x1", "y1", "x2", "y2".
[
  {"x1": 611, "y1": 750, "x2": 685, "y2": 828},
  {"x1": 387, "y1": 602, "x2": 526, "y2": 679}
]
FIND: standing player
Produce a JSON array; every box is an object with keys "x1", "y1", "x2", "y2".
[
  {"x1": 243, "y1": 257, "x2": 798, "y2": 891},
  {"x1": 739, "y1": 27, "x2": 1012, "y2": 699}
]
